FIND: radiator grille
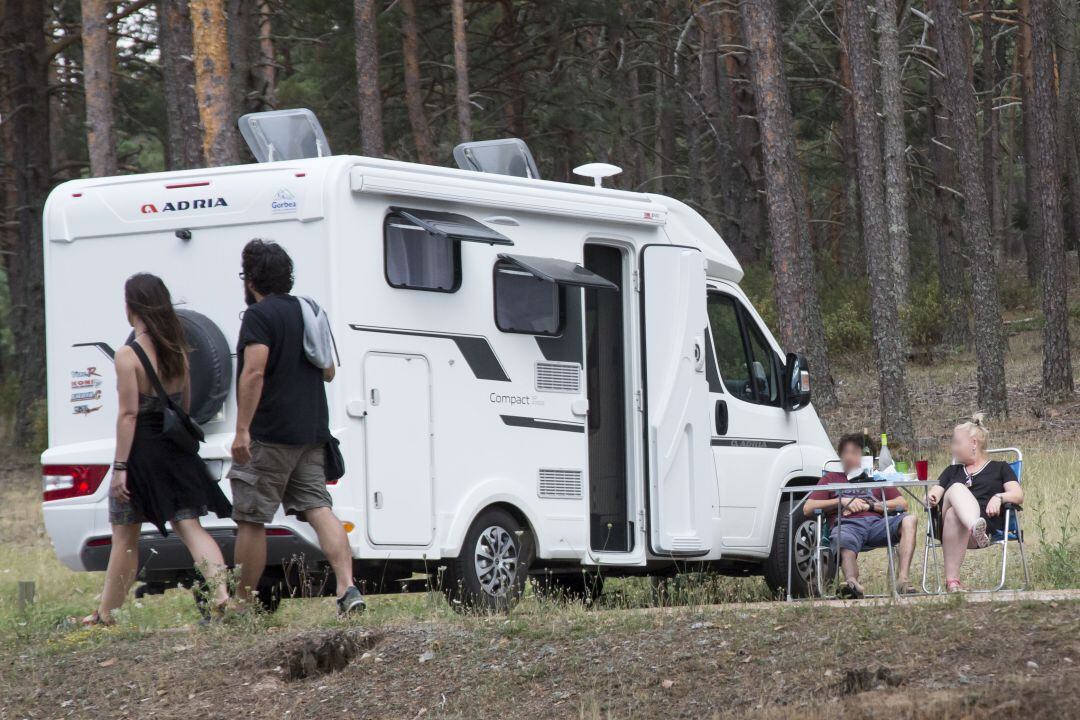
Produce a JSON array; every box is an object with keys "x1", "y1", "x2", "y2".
[
  {"x1": 538, "y1": 469, "x2": 583, "y2": 499},
  {"x1": 535, "y1": 362, "x2": 582, "y2": 393}
]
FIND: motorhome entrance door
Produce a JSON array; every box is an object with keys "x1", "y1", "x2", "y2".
[
  {"x1": 363, "y1": 353, "x2": 434, "y2": 546},
  {"x1": 640, "y1": 245, "x2": 714, "y2": 556}
]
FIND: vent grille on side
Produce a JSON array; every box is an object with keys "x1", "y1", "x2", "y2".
[
  {"x1": 668, "y1": 536, "x2": 704, "y2": 552},
  {"x1": 538, "y1": 469, "x2": 583, "y2": 499},
  {"x1": 535, "y1": 362, "x2": 582, "y2": 393}
]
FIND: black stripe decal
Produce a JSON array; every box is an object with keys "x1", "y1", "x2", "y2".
[
  {"x1": 350, "y1": 325, "x2": 510, "y2": 382},
  {"x1": 711, "y1": 437, "x2": 796, "y2": 449},
  {"x1": 500, "y1": 415, "x2": 585, "y2": 433},
  {"x1": 73, "y1": 342, "x2": 117, "y2": 361}
]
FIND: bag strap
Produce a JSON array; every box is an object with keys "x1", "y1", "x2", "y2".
[{"x1": 127, "y1": 340, "x2": 175, "y2": 409}]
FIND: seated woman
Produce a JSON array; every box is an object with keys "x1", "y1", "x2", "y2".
[{"x1": 925, "y1": 413, "x2": 1023, "y2": 592}]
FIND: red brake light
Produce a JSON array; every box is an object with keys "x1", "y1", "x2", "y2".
[{"x1": 42, "y1": 464, "x2": 109, "y2": 502}]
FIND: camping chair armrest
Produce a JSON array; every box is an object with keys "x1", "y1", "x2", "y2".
[
  {"x1": 1002, "y1": 502, "x2": 1022, "y2": 512},
  {"x1": 813, "y1": 508, "x2": 824, "y2": 516}
]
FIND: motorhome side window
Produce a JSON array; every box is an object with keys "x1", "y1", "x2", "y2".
[
  {"x1": 384, "y1": 212, "x2": 461, "y2": 292},
  {"x1": 707, "y1": 293, "x2": 782, "y2": 407},
  {"x1": 493, "y1": 261, "x2": 563, "y2": 335}
]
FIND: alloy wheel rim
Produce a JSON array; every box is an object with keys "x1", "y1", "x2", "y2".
[{"x1": 474, "y1": 525, "x2": 518, "y2": 597}]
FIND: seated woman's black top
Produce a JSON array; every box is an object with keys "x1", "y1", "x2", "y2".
[{"x1": 936, "y1": 460, "x2": 1018, "y2": 534}]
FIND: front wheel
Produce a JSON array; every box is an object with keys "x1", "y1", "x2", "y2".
[
  {"x1": 762, "y1": 499, "x2": 835, "y2": 598},
  {"x1": 442, "y1": 508, "x2": 533, "y2": 613}
]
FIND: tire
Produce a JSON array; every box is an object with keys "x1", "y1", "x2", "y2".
[
  {"x1": 532, "y1": 570, "x2": 604, "y2": 604},
  {"x1": 442, "y1": 508, "x2": 533, "y2": 613},
  {"x1": 255, "y1": 577, "x2": 286, "y2": 614},
  {"x1": 125, "y1": 309, "x2": 232, "y2": 424},
  {"x1": 762, "y1": 499, "x2": 836, "y2": 598}
]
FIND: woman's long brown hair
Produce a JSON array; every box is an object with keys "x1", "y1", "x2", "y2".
[{"x1": 124, "y1": 273, "x2": 188, "y2": 381}]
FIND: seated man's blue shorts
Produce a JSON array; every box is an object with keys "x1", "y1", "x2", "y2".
[{"x1": 833, "y1": 513, "x2": 907, "y2": 554}]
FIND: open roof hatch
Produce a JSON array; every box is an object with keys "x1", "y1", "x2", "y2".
[
  {"x1": 453, "y1": 139, "x2": 540, "y2": 179},
  {"x1": 497, "y1": 254, "x2": 618, "y2": 290},
  {"x1": 238, "y1": 108, "x2": 331, "y2": 163}
]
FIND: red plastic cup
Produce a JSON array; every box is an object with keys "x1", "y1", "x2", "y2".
[{"x1": 916, "y1": 459, "x2": 929, "y2": 481}]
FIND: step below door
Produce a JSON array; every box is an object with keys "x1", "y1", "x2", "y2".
[{"x1": 363, "y1": 353, "x2": 434, "y2": 546}]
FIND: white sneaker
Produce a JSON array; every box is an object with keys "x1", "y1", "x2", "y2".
[{"x1": 971, "y1": 518, "x2": 990, "y2": 548}]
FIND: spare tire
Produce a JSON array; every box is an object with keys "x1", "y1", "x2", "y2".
[{"x1": 126, "y1": 309, "x2": 232, "y2": 424}]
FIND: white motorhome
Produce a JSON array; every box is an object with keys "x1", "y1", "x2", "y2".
[{"x1": 41, "y1": 112, "x2": 836, "y2": 610}]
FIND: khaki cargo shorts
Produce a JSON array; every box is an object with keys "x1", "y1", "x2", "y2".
[{"x1": 227, "y1": 440, "x2": 332, "y2": 524}]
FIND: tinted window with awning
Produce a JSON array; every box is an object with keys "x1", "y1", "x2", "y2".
[
  {"x1": 389, "y1": 207, "x2": 513, "y2": 245},
  {"x1": 493, "y1": 254, "x2": 617, "y2": 336}
]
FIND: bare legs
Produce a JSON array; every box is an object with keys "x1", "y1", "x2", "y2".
[
  {"x1": 941, "y1": 483, "x2": 982, "y2": 580},
  {"x1": 233, "y1": 509, "x2": 354, "y2": 602},
  {"x1": 172, "y1": 518, "x2": 230, "y2": 607},
  {"x1": 897, "y1": 514, "x2": 918, "y2": 585},
  {"x1": 233, "y1": 520, "x2": 268, "y2": 603},
  {"x1": 304, "y1": 507, "x2": 355, "y2": 597},
  {"x1": 839, "y1": 550, "x2": 863, "y2": 593},
  {"x1": 97, "y1": 523, "x2": 141, "y2": 622}
]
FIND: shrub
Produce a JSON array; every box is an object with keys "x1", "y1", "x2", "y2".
[{"x1": 905, "y1": 276, "x2": 945, "y2": 355}]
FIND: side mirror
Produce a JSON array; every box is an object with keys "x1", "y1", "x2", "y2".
[{"x1": 783, "y1": 352, "x2": 811, "y2": 410}]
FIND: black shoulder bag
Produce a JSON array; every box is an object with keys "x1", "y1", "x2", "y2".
[{"x1": 128, "y1": 341, "x2": 204, "y2": 453}]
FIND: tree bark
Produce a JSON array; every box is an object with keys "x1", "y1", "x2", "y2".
[
  {"x1": 1054, "y1": 0, "x2": 1080, "y2": 259},
  {"x1": 1028, "y1": 0, "x2": 1074, "y2": 400},
  {"x1": 400, "y1": 0, "x2": 434, "y2": 164},
  {"x1": 655, "y1": 0, "x2": 677, "y2": 196},
  {"x1": 927, "y1": 38, "x2": 971, "y2": 349},
  {"x1": 930, "y1": 0, "x2": 1009, "y2": 417},
  {"x1": 980, "y1": 0, "x2": 1003, "y2": 256},
  {"x1": 354, "y1": 0, "x2": 384, "y2": 156},
  {"x1": 842, "y1": 0, "x2": 913, "y2": 443},
  {"x1": 81, "y1": 0, "x2": 118, "y2": 176},
  {"x1": 740, "y1": 0, "x2": 837, "y2": 409},
  {"x1": 451, "y1": 0, "x2": 472, "y2": 142},
  {"x1": 0, "y1": 0, "x2": 50, "y2": 446},
  {"x1": 875, "y1": 0, "x2": 911, "y2": 306},
  {"x1": 190, "y1": 0, "x2": 239, "y2": 166},
  {"x1": 159, "y1": 0, "x2": 204, "y2": 169},
  {"x1": 1017, "y1": 0, "x2": 1042, "y2": 285}
]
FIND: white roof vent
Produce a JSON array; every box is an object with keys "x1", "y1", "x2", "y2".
[
  {"x1": 573, "y1": 162, "x2": 622, "y2": 188},
  {"x1": 238, "y1": 108, "x2": 331, "y2": 163}
]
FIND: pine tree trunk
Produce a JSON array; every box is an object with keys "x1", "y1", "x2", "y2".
[
  {"x1": 980, "y1": 1, "x2": 1003, "y2": 255},
  {"x1": 1017, "y1": 0, "x2": 1042, "y2": 285},
  {"x1": 875, "y1": 0, "x2": 910, "y2": 306},
  {"x1": 81, "y1": 0, "x2": 117, "y2": 176},
  {"x1": 401, "y1": 0, "x2": 433, "y2": 164},
  {"x1": 930, "y1": 0, "x2": 1009, "y2": 417},
  {"x1": 739, "y1": 0, "x2": 837, "y2": 409},
  {"x1": 655, "y1": 0, "x2": 677, "y2": 196},
  {"x1": 1054, "y1": 0, "x2": 1080, "y2": 257},
  {"x1": 159, "y1": 0, "x2": 204, "y2": 169},
  {"x1": 190, "y1": 0, "x2": 239, "y2": 166},
  {"x1": 836, "y1": 0, "x2": 864, "y2": 278},
  {"x1": 451, "y1": 0, "x2": 472, "y2": 142},
  {"x1": 1028, "y1": 0, "x2": 1074, "y2": 400},
  {"x1": 927, "y1": 46, "x2": 971, "y2": 349},
  {"x1": 254, "y1": 0, "x2": 276, "y2": 108},
  {"x1": 354, "y1": 0, "x2": 384, "y2": 156},
  {"x1": 843, "y1": 0, "x2": 913, "y2": 443},
  {"x1": 0, "y1": 0, "x2": 50, "y2": 447}
]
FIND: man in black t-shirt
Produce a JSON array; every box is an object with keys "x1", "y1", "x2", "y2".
[{"x1": 228, "y1": 240, "x2": 365, "y2": 615}]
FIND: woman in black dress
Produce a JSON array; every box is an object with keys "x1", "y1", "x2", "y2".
[
  {"x1": 925, "y1": 414, "x2": 1024, "y2": 592},
  {"x1": 83, "y1": 274, "x2": 233, "y2": 625}
]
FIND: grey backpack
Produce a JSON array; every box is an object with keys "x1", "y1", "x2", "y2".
[{"x1": 298, "y1": 296, "x2": 339, "y2": 369}]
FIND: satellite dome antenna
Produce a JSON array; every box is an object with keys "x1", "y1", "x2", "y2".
[{"x1": 573, "y1": 162, "x2": 623, "y2": 188}]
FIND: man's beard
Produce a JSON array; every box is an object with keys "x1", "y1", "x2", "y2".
[{"x1": 245, "y1": 286, "x2": 256, "y2": 306}]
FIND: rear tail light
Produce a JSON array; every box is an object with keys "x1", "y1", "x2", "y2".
[{"x1": 42, "y1": 464, "x2": 109, "y2": 502}]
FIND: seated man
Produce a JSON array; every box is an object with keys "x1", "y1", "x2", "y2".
[{"x1": 804, "y1": 433, "x2": 919, "y2": 598}]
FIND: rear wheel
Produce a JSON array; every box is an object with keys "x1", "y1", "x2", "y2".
[
  {"x1": 442, "y1": 508, "x2": 532, "y2": 613},
  {"x1": 762, "y1": 499, "x2": 835, "y2": 598}
]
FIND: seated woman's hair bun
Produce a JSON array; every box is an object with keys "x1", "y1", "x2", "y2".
[{"x1": 970, "y1": 412, "x2": 986, "y2": 427}]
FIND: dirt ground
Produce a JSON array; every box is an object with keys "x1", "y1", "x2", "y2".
[{"x1": 3, "y1": 597, "x2": 1080, "y2": 719}]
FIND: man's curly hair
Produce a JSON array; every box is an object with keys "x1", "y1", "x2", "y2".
[{"x1": 242, "y1": 239, "x2": 294, "y2": 296}]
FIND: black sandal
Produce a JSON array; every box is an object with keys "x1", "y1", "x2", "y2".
[{"x1": 838, "y1": 582, "x2": 865, "y2": 600}]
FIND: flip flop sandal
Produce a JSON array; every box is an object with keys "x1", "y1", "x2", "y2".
[
  {"x1": 946, "y1": 579, "x2": 964, "y2": 593},
  {"x1": 80, "y1": 611, "x2": 115, "y2": 627},
  {"x1": 838, "y1": 582, "x2": 865, "y2": 600}
]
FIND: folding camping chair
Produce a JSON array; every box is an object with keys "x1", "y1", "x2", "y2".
[{"x1": 921, "y1": 447, "x2": 1031, "y2": 593}]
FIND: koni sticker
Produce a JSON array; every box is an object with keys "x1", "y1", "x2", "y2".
[{"x1": 71, "y1": 378, "x2": 103, "y2": 389}]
